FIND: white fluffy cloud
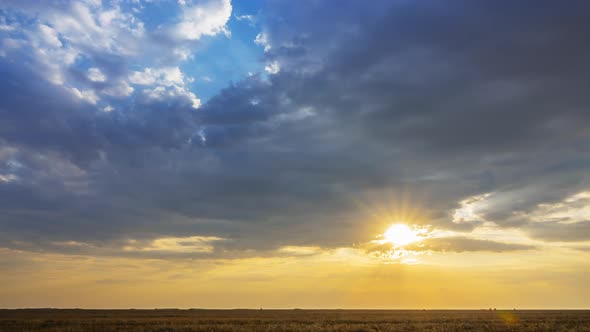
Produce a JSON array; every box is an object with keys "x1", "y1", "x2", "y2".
[
  {"x1": 254, "y1": 32, "x2": 270, "y2": 52},
  {"x1": 173, "y1": 0, "x2": 232, "y2": 40},
  {"x1": 69, "y1": 87, "x2": 99, "y2": 104},
  {"x1": 1, "y1": 1, "x2": 144, "y2": 99},
  {"x1": 264, "y1": 60, "x2": 280, "y2": 74},
  {"x1": 37, "y1": 24, "x2": 62, "y2": 48},
  {"x1": 0, "y1": 0, "x2": 233, "y2": 110},
  {"x1": 130, "y1": 66, "x2": 200, "y2": 108},
  {"x1": 143, "y1": 85, "x2": 201, "y2": 109},
  {"x1": 44, "y1": 2, "x2": 144, "y2": 55},
  {"x1": 87, "y1": 67, "x2": 106, "y2": 82},
  {"x1": 22, "y1": 23, "x2": 79, "y2": 85},
  {"x1": 129, "y1": 67, "x2": 185, "y2": 86},
  {"x1": 102, "y1": 80, "x2": 134, "y2": 97}
]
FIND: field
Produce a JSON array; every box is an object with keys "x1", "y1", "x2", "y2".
[{"x1": 1, "y1": 309, "x2": 590, "y2": 332}]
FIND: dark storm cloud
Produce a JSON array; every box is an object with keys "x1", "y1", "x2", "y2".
[
  {"x1": 276, "y1": 0, "x2": 590, "y2": 158},
  {"x1": 1, "y1": 0, "x2": 590, "y2": 258}
]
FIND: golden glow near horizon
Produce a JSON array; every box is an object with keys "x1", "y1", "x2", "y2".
[
  {"x1": 2, "y1": 193, "x2": 590, "y2": 308},
  {"x1": 2, "y1": 242, "x2": 590, "y2": 309}
]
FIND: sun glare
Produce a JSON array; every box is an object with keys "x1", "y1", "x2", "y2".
[{"x1": 383, "y1": 224, "x2": 420, "y2": 246}]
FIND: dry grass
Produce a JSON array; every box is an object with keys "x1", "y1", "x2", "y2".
[{"x1": 1, "y1": 309, "x2": 590, "y2": 331}]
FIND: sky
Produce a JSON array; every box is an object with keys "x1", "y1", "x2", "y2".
[{"x1": 0, "y1": 0, "x2": 590, "y2": 309}]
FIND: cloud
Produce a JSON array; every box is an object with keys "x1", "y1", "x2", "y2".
[
  {"x1": 570, "y1": 245, "x2": 590, "y2": 252},
  {"x1": 37, "y1": 24, "x2": 62, "y2": 48},
  {"x1": 522, "y1": 191, "x2": 590, "y2": 224},
  {"x1": 405, "y1": 237, "x2": 535, "y2": 253},
  {"x1": 452, "y1": 193, "x2": 492, "y2": 224},
  {"x1": 123, "y1": 236, "x2": 226, "y2": 253},
  {"x1": 173, "y1": 0, "x2": 232, "y2": 40},
  {"x1": 0, "y1": 0, "x2": 230, "y2": 113},
  {"x1": 277, "y1": 246, "x2": 322, "y2": 256},
  {"x1": 129, "y1": 67, "x2": 185, "y2": 86},
  {"x1": 264, "y1": 60, "x2": 280, "y2": 74},
  {"x1": 69, "y1": 87, "x2": 99, "y2": 104},
  {"x1": 87, "y1": 67, "x2": 106, "y2": 82},
  {"x1": 524, "y1": 221, "x2": 590, "y2": 243},
  {"x1": 128, "y1": 66, "x2": 200, "y2": 108},
  {"x1": 140, "y1": 85, "x2": 199, "y2": 109},
  {"x1": 235, "y1": 14, "x2": 256, "y2": 26},
  {"x1": 254, "y1": 32, "x2": 270, "y2": 52},
  {"x1": 0, "y1": 0, "x2": 589, "y2": 260}
]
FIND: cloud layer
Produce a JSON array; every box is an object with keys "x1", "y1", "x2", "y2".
[{"x1": 1, "y1": 0, "x2": 590, "y2": 259}]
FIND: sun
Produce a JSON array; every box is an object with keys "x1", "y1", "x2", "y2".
[{"x1": 383, "y1": 224, "x2": 420, "y2": 246}]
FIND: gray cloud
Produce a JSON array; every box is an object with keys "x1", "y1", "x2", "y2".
[
  {"x1": 525, "y1": 221, "x2": 590, "y2": 243},
  {"x1": 405, "y1": 237, "x2": 535, "y2": 253},
  {"x1": 570, "y1": 245, "x2": 590, "y2": 252}
]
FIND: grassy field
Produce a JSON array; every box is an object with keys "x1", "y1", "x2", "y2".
[{"x1": 1, "y1": 309, "x2": 589, "y2": 331}]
